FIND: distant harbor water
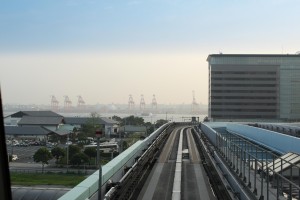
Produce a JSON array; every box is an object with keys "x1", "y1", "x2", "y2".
[
  {"x1": 60, "y1": 112, "x2": 206, "y2": 123},
  {"x1": 4, "y1": 111, "x2": 206, "y2": 123}
]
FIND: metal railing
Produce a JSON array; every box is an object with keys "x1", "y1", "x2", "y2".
[{"x1": 215, "y1": 130, "x2": 300, "y2": 200}]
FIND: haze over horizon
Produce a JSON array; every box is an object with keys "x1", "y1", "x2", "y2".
[{"x1": 1, "y1": 0, "x2": 300, "y2": 105}]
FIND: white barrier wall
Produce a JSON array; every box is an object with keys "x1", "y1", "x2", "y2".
[
  {"x1": 201, "y1": 123, "x2": 217, "y2": 146},
  {"x1": 227, "y1": 124, "x2": 300, "y2": 155}
]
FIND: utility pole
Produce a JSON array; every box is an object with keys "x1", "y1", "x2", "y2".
[
  {"x1": 96, "y1": 129, "x2": 103, "y2": 200},
  {"x1": 120, "y1": 118, "x2": 125, "y2": 153},
  {"x1": 66, "y1": 133, "x2": 69, "y2": 172},
  {"x1": 11, "y1": 137, "x2": 14, "y2": 156}
]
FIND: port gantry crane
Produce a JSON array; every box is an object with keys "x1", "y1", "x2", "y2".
[
  {"x1": 63, "y1": 95, "x2": 72, "y2": 110},
  {"x1": 140, "y1": 94, "x2": 146, "y2": 111},
  {"x1": 50, "y1": 95, "x2": 59, "y2": 111},
  {"x1": 77, "y1": 95, "x2": 85, "y2": 108},
  {"x1": 151, "y1": 94, "x2": 157, "y2": 110},
  {"x1": 128, "y1": 94, "x2": 135, "y2": 111}
]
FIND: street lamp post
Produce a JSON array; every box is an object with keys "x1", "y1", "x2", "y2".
[
  {"x1": 11, "y1": 136, "x2": 14, "y2": 156},
  {"x1": 96, "y1": 129, "x2": 103, "y2": 200},
  {"x1": 119, "y1": 119, "x2": 125, "y2": 153},
  {"x1": 66, "y1": 133, "x2": 70, "y2": 172},
  {"x1": 96, "y1": 137, "x2": 100, "y2": 167}
]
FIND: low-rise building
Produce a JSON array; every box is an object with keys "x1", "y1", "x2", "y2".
[{"x1": 64, "y1": 117, "x2": 119, "y2": 137}]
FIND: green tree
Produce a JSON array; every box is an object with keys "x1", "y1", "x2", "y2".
[
  {"x1": 51, "y1": 147, "x2": 65, "y2": 164},
  {"x1": 155, "y1": 119, "x2": 168, "y2": 128},
  {"x1": 203, "y1": 116, "x2": 209, "y2": 122},
  {"x1": 123, "y1": 115, "x2": 144, "y2": 126},
  {"x1": 68, "y1": 145, "x2": 81, "y2": 160},
  {"x1": 122, "y1": 140, "x2": 129, "y2": 150},
  {"x1": 70, "y1": 153, "x2": 89, "y2": 166},
  {"x1": 83, "y1": 147, "x2": 97, "y2": 164},
  {"x1": 33, "y1": 147, "x2": 53, "y2": 173},
  {"x1": 112, "y1": 115, "x2": 122, "y2": 123},
  {"x1": 126, "y1": 133, "x2": 144, "y2": 147},
  {"x1": 145, "y1": 122, "x2": 154, "y2": 134},
  {"x1": 81, "y1": 112, "x2": 104, "y2": 137},
  {"x1": 77, "y1": 132, "x2": 88, "y2": 145}
]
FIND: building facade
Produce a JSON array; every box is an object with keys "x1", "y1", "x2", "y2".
[{"x1": 207, "y1": 54, "x2": 300, "y2": 121}]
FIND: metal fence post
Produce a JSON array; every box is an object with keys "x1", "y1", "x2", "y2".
[
  {"x1": 267, "y1": 166, "x2": 269, "y2": 200},
  {"x1": 248, "y1": 153, "x2": 251, "y2": 188},
  {"x1": 254, "y1": 157, "x2": 257, "y2": 195},
  {"x1": 260, "y1": 162, "x2": 264, "y2": 200}
]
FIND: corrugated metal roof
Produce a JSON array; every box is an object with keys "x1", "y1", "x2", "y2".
[
  {"x1": 99, "y1": 117, "x2": 118, "y2": 125},
  {"x1": 44, "y1": 124, "x2": 75, "y2": 136},
  {"x1": 10, "y1": 111, "x2": 62, "y2": 118},
  {"x1": 18, "y1": 116, "x2": 63, "y2": 125},
  {"x1": 120, "y1": 125, "x2": 147, "y2": 132},
  {"x1": 4, "y1": 126, "x2": 51, "y2": 135},
  {"x1": 64, "y1": 117, "x2": 118, "y2": 125},
  {"x1": 64, "y1": 117, "x2": 89, "y2": 125}
]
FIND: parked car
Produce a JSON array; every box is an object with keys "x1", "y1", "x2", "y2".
[
  {"x1": 11, "y1": 154, "x2": 18, "y2": 161},
  {"x1": 17, "y1": 143, "x2": 28, "y2": 147},
  {"x1": 12, "y1": 142, "x2": 19, "y2": 146},
  {"x1": 33, "y1": 141, "x2": 41, "y2": 146},
  {"x1": 46, "y1": 143, "x2": 54, "y2": 148}
]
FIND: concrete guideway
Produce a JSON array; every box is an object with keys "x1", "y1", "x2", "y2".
[
  {"x1": 158, "y1": 127, "x2": 181, "y2": 163},
  {"x1": 137, "y1": 127, "x2": 181, "y2": 200},
  {"x1": 138, "y1": 125, "x2": 217, "y2": 200},
  {"x1": 172, "y1": 128, "x2": 183, "y2": 200},
  {"x1": 186, "y1": 128, "x2": 200, "y2": 163}
]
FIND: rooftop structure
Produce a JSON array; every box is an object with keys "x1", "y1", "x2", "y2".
[{"x1": 8, "y1": 111, "x2": 62, "y2": 118}]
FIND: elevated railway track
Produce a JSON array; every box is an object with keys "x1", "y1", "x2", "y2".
[{"x1": 103, "y1": 124, "x2": 232, "y2": 200}]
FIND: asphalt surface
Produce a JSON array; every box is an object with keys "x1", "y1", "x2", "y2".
[{"x1": 7, "y1": 145, "x2": 44, "y2": 162}]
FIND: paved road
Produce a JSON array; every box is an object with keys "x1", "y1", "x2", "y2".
[
  {"x1": 7, "y1": 145, "x2": 44, "y2": 162},
  {"x1": 9, "y1": 162, "x2": 96, "y2": 174}
]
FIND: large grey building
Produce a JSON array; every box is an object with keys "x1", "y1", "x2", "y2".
[{"x1": 207, "y1": 54, "x2": 300, "y2": 121}]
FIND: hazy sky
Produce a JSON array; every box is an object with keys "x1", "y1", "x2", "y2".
[{"x1": 1, "y1": 0, "x2": 300, "y2": 105}]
